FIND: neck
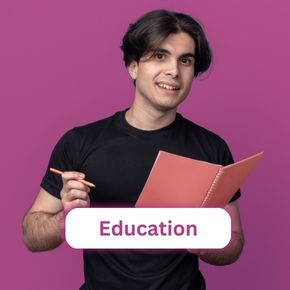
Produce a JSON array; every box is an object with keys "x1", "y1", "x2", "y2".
[{"x1": 125, "y1": 104, "x2": 177, "y2": 131}]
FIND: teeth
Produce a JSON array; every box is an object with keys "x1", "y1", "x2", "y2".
[{"x1": 157, "y1": 83, "x2": 179, "y2": 90}]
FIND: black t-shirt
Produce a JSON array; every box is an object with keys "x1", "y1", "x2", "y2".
[{"x1": 41, "y1": 110, "x2": 240, "y2": 290}]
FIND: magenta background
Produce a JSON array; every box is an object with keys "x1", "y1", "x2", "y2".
[{"x1": 1, "y1": 0, "x2": 289, "y2": 289}]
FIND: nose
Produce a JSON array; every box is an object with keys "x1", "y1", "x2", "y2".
[{"x1": 164, "y1": 59, "x2": 179, "y2": 78}]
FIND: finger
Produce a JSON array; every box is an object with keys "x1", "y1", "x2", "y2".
[
  {"x1": 61, "y1": 171, "x2": 85, "y2": 183},
  {"x1": 61, "y1": 189, "x2": 89, "y2": 202},
  {"x1": 65, "y1": 180, "x2": 90, "y2": 193},
  {"x1": 63, "y1": 199, "x2": 90, "y2": 212}
]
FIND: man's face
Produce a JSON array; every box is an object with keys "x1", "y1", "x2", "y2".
[{"x1": 128, "y1": 32, "x2": 196, "y2": 113}]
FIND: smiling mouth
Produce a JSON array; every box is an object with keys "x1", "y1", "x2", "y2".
[{"x1": 156, "y1": 82, "x2": 180, "y2": 91}]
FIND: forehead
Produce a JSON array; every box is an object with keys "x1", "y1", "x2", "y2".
[{"x1": 158, "y1": 32, "x2": 196, "y2": 55}]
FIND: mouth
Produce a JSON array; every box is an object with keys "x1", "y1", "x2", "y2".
[{"x1": 156, "y1": 82, "x2": 180, "y2": 91}]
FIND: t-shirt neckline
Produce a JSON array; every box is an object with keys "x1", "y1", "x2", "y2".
[{"x1": 117, "y1": 109, "x2": 182, "y2": 137}]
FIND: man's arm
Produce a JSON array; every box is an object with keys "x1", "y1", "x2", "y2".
[
  {"x1": 23, "y1": 188, "x2": 64, "y2": 251},
  {"x1": 188, "y1": 201, "x2": 244, "y2": 265},
  {"x1": 23, "y1": 172, "x2": 90, "y2": 252}
]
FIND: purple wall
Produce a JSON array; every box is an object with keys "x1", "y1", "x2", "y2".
[{"x1": 1, "y1": 0, "x2": 289, "y2": 289}]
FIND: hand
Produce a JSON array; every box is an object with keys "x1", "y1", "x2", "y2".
[{"x1": 60, "y1": 171, "x2": 91, "y2": 214}]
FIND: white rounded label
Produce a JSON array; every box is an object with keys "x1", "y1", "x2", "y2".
[{"x1": 65, "y1": 208, "x2": 231, "y2": 249}]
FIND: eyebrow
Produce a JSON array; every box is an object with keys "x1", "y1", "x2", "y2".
[{"x1": 152, "y1": 48, "x2": 195, "y2": 59}]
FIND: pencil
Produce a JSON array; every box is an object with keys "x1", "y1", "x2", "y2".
[{"x1": 49, "y1": 167, "x2": 96, "y2": 188}]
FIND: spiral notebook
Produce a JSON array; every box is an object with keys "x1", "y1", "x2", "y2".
[{"x1": 135, "y1": 151, "x2": 263, "y2": 208}]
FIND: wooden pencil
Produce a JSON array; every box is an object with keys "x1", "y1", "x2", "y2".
[{"x1": 49, "y1": 167, "x2": 96, "y2": 188}]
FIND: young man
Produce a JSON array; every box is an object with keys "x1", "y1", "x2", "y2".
[{"x1": 23, "y1": 10, "x2": 244, "y2": 290}]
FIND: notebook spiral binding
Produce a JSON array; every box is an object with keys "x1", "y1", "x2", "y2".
[{"x1": 201, "y1": 168, "x2": 224, "y2": 207}]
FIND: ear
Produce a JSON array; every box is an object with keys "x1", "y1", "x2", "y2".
[{"x1": 127, "y1": 61, "x2": 138, "y2": 80}]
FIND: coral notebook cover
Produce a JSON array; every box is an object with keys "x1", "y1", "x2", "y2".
[{"x1": 135, "y1": 151, "x2": 263, "y2": 208}]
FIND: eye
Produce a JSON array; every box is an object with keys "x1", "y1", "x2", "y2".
[
  {"x1": 180, "y1": 57, "x2": 193, "y2": 66},
  {"x1": 154, "y1": 52, "x2": 166, "y2": 61}
]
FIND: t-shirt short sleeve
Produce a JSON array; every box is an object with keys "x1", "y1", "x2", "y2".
[
  {"x1": 40, "y1": 129, "x2": 80, "y2": 199},
  {"x1": 217, "y1": 139, "x2": 241, "y2": 203}
]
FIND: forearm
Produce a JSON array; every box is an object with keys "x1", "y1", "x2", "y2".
[
  {"x1": 191, "y1": 230, "x2": 244, "y2": 265},
  {"x1": 23, "y1": 210, "x2": 65, "y2": 252}
]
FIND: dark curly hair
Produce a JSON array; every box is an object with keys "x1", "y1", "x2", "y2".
[{"x1": 120, "y1": 9, "x2": 212, "y2": 77}]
